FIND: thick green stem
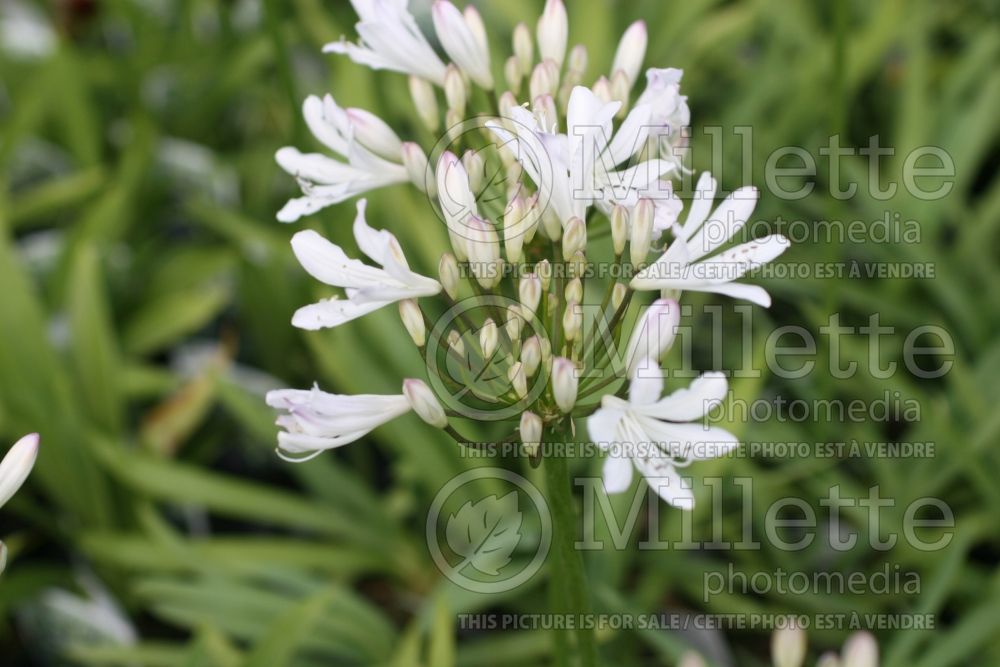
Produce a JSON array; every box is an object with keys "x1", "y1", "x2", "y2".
[{"x1": 542, "y1": 424, "x2": 598, "y2": 667}]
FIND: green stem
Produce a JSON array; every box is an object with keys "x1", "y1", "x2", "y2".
[{"x1": 542, "y1": 424, "x2": 598, "y2": 667}]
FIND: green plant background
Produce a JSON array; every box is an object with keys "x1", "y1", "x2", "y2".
[{"x1": 1, "y1": 0, "x2": 998, "y2": 665}]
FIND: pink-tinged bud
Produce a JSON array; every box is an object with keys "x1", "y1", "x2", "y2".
[
  {"x1": 552, "y1": 357, "x2": 578, "y2": 413},
  {"x1": 0, "y1": 433, "x2": 39, "y2": 509},
  {"x1": 536, "y1": 0, "x2": 568, "y2": 68},
  {"x1": 519, "y1": 411, "x2": 542, "y2": 456},
  {"x1": 403, "y1": 379, "x2": 447, "y2": 428},
  {"x1": 611, "y1": 20, "x2": 647, "y2": 88}
]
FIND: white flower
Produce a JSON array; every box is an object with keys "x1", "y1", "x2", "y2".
[
  {"x1": 323, "y1": 0, "x2": 447, "y2": 85},
  {"x1": 488, "y1": 86, "x2": 674, "y2": 225},
  {"x1": 289, "y1": 199, "x2": 440, "y2": 329},
  {"x1": 276, "y1": 95, "x2": 408, "y2": 222},
  {"x1": 432, "y1": 1, "x2": 494, "y2": 89},
  {"x1": 0, "y1": 433, "x2": 39, "y2": 509},
  {"x1": 587, "y1": 364, "x2": 737, "y2": 507},
  {"x1": 623, "y1": 298, "x2": 680, "y2": 375},
  {"x1": 636, "y1": 67, "x2": 690, "y2": 167},
  {"x1": 267, "y1": 381, "x2": 438, "y2": 460},
  {"x1": 630, "y1": 172, "x2": 789, "y2": 307}
]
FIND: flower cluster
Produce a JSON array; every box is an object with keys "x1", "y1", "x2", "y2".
[{"x1": 269, "y1": 0, "x2": 789, "y2": 507}]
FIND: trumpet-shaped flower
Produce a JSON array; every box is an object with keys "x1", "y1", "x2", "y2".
[
  {"x1": 432, "y1": 1, "x2": 494, "y2": 89},
  {"x1": 267, "y1": 379, "x2": 446, "y2": 460},
  {"x1": 276, "y1": 95, "x2": 409, "y2": 222},
  {"x1": 290, "y1": 199, "x2": 440, "y2": 330},
  {"x1": 587, "y1": 364, "x2": 737, "y2": 507},
  {"x1": 323, "y1": 0, "x2": 447, "y2": 85},
  {"x1": 488, "y1": 86, "x2": 674, "y2": 225},
  {"x1": 630, "y1": 172, "x2": 789, "y2": 307},
  {"x1": 0, "y1": 433, "x2": 39, "y2": 509}
]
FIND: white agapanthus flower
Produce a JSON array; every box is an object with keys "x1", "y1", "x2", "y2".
[
  {"x1": 323, "y1": 0, "x2": 448, "y2": 85},
  {"x1": 267, "y1": 379, "x2": 445, "y2": 460},
  {"x1": 587, "y1": 363, "x2": 737, "y2": 507},
  {"x1": 270, "y1": 0, "x2": 790, "y2": 512},
  {"x1": 276, "y1": 95, "x2": 409, "y2": 222},
  {"x1": 289, "y1": 199, "x2": 440, "y2": 330},
  {"x1": 0, "y1": 433, "x2": 39, "y2": 509},
  {"x1": 631, "y1": 172, "x2": 789, "y2": 306}
]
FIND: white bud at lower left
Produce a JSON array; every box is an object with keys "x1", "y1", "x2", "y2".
[{"x1": 403, "y1": 379, "x2": 447, "y2": 428}]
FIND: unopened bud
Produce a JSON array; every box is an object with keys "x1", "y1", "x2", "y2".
[
  {"x1": 520, "y1": 411, "x2": 542, "y2": 456},
  {"x1": 439, "y1": 253, "x2": 460, "y2": 299},
  {"x1": 506, "y1": 305, "x2": 523, "y2": 340},
  {"x1": 610, "y1": 69, "x2": 631, "y2": 115},
  {"x1": 540, "y1": 207, "x2": 562, "y2": 240},
  {"x1": 564, "y1": 277, "x2": 583, "y2": 304},
  {"x1": 479, "y1": 318, "x2": 498, "y2": 359},
  {"x1": 562, "y1": 300, "x2": 582, "y2": 341},
  {"x1": 771, "y1": 622, "x2": 807, "y2": 667},
  {"x1": 0, "y1": 433, "x2": 39, "y2": 509},
  {"x1": 467, "y1": 216, "x2": 502, "y2": 288},
  {"x1": 520, "y1": 272, "x2": 542, "y2": 316},
  {"x1": 398, "y1": 300, "x2": 425, "y2": 347},
  {"x1": 401, "y1": 142, "x2": 431, "y2": 193},
  {"x1": 562, "y1": 216, "x2": 586, "y2": 260},
  {"x1": 530, "y1": 59, "x2": 558, "y2": 100},
  {"x1": 533, "y1": 94, "x2": 557, "y2": 131},
  {"x1": 592, "y1": 76, "x2": 612, "y2": 103},
  {"x1": 611, "y1": 282, "x2": 628, "y2": 310},
  {"x1": 552, "y1": 357, "x2": 578, "y2": 413},
  {"x1": 444, "y1": 65, "x2": 467, "y2": 115},
  {"x1": 445, "y1": 108, "x2": 463, "y2": 142},
  {"x1": 463, "y1": 149, "x2": 485, "y2": 194},
  {"x1": 841, "y1": 632, "x2": 878, "y2": 667},
  {"x1": 408, "y1": 75, "x2": 439, "y2": 132},
  {"x1": 508, "y1": 361, "x2": 527, "y2": 399},
  {"x1": 539, "y1": 336, "x2": 553, "y2": 371},
  {"x1": 611, "y1": 204, "x2": 629, "y2": 256},
  {"x1": 505, "y1": 197, "x2": 527, "y2": 263},
  {"x1": 569, "y1": 250, "x2": 587, "y2": 278},
  {"x1": 403, "y1": 379, "x2": 447, "y2": 428},
  {"x1": 504, "y1": 56, "x2": 522, "y2": 94},
  {"x1": 499, "y1": 90, "x2": 518, "y2": 119},
  {"x1": 536, "y1": 0, "x2": 568, "y2": 68},
  {"x1": 611, "y1": 20, "x2": 647, "y2": 88},
  {"x1": 630, "y1": 198, "x2": 654, "y2": 266},
  {"x1": 521, "y1": 336, "x2": 542, "y2": 377},
  {"x1": 513, "y1": 22, "x2": 533, "y2": 75},
  {"x1": 568, "y1": 44, "x2": 588, "y2": 78},
  {"x1": 536, "y1": 259, "x2": 552, "y2": 290},
  {"x1": 677, "y1": 653, "x2": 707, "y2": 667}
]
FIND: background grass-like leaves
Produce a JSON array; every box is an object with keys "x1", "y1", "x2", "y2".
[{"x1": 1, "y1": 0, "x2": 999, "y2": 665}]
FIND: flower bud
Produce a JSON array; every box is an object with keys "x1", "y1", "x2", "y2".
[
  {"x1": 347, "y1": 107, "x2": 403, "y2": 161},
  {"x1": 564, "y1": 277, "x2": 583, "y2": 304},
  {"x1": 536, "y1": 259, "x2": 552, "y2": 290},
  {"x1": 540, "y1": 207, "x2": 562, "y2": 240},
  {"x1": 562, "y1": 216, "x2": 586, "y2": 260},
  {"x1": 0, "y1": 433, "x2": 39, "y2": 509},
  {"x1": 568, "y1": 44, "x2": 588, "y2": 79},
  {"x1": 467, "y1": 216, "x2": 502, "y2": 288},
  {"x1": 520, "y1": 410, "x2": 542, "y2": 456},
  {"x1": 447, "y1": 330, "x2": 465, "y2": 355},
  {"x1": 625, "y1": 298, "x2": 679, "y2": 374},
  {"x1": 771, "y1": 622, "x2": 807, "y2": 667},
  {"x1": 611, "y1": 282, "x2": 628, "y2": 310},
  {"x1": 611, "y1": 204, "x2": 629, "y2": 256},
  {"x1": 562, "y1": 300, "x2": 582, "y2": 341},
  {"x1": 521, "y1": 336, "x2": 542, "y2": 377},
  {"x1": 630, "y1": 198, "x2": 654, "y2": 266},
  {"x1": 841, "y1": 632, "x2": 878, "y2": 667},
  {"x1": 398, "y1": 299, "x2": 426, "y2": 347},
  {"x1": 508, "y1": 361, "x2": 527, "y2": 399},
  {"x1": 539, "y1": 336, "x2": 553, "y2": 372},
  {"x1": 552, "y1": 357, "x2": 578, "y2": 413},
  {"x1": 504, "y1": 56, "x2": 522, "y2": 94},
  {"x1": 463, "y1": 149, "x2": 485, "y2": 194},
  {"x1": 529, "y1": 59, "x2": 557, "y2": 100},
  {"x1": 569, "y1": 250, "x2": 587, "y2": 278},
  {"x1": 520, "y1": 272, "x2": 542, "y2": 317},
  {"x1": 506, "y1": 305, "x2": 523, "y2": 340},
  {"x1": 512, "y1": 22, "x2": 534, "y2": 74},
  {"x1": 479, "y1": 318, "x2": 498, "y2": 359},
  {"x1": 408, "y1": 75, "x2": 439, "y2": 132},
  {"x1": 536, "y1": 0, "x2": 568, "y2": 68},
  {"x1": 533, "y1": 94, "x2": 557, "y2": 131},
  {"x1": 505, "y1": 196, "x2": 531, "y2": 264},
  {"x1": 439, "y1": 253, "x2": 460, "y2": 299},
  {"x1": 677, "y1": 653, "x2": 707, "y2": 667},
  {"x1": 610, "y1": 69, "x2": 631, "y2": 115},
  {"x1": 403, "y1": 379, "x2": 447, "y2": 428},
  {"x1": 444, "y1": 64, "x2": 467, "y2": 115},
  {"x1": 499, "y1": 90, "x2": 518, "y2": 119},
  {"x1": 611, "y1": 20, "x2": 647, "y2": 89},
  {"x1": 592, "y1": 76, "x2": 612, "y2": 103},
  {"x1": 401, "y1": 142, "x2": 431, "y2": 194}
]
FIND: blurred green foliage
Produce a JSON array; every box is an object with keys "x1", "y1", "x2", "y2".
[{"x1": 0, "y1": 0, "x2": 999, "y2": 665}]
